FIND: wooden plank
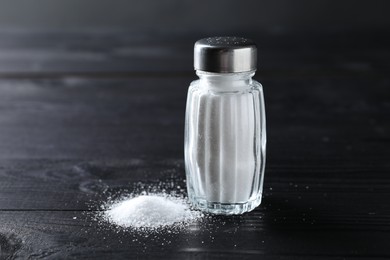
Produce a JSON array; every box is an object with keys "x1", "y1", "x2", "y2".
[
  {"x1": 0, "y1": 157, "x2": 389, "y2": 211},
  {"x1": 0, "y1": 76, "x2": 388, "y2": 160},
  {"x1": 0, "y1": 77, "x2": 188, "y2": 160},
  {"x1": 0, "y1": 31, "x2": 388, "y2": 76},
  {"x1": 0, "y1": 210, "x2": 389, "y2": 259}
]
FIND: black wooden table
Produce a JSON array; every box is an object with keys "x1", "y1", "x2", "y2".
[{"x1": 0, "y1": 31, "x2": 389, "y2": 259}]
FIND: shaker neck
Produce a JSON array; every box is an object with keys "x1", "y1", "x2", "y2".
[{"x1": 196, "y1": 70, "x2": 255, "y2": 91}]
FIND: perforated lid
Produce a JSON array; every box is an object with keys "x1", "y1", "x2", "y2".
[{"x1": 194, "y1": 36, "x2": 257, "y2": 73}]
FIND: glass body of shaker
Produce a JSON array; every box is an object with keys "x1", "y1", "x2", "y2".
[{"x1": 184, "y1": 70, "x2": 266, "y2": 215}]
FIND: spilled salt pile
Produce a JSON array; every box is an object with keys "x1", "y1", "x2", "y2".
[{"x1": 104, "y1": 195, "x2": 202, "y2": 229}]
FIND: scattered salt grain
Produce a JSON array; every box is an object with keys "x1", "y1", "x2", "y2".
[{"x1": 104, "y1": 194, "x2": 202, "y2": 229}]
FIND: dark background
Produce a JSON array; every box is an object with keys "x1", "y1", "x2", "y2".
[
  {"x1": 0, "y1": 0, "x2": 389, "y2": 33},
  {"x1": 0, "y1": 1, "x2": 389, "y2": 259}
]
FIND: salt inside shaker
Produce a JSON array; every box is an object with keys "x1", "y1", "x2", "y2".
[{"x1": 184, "y1": 36, "x2": 267, "y2": 215}]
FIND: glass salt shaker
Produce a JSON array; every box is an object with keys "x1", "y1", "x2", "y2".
[{"x1": 184, "y1": 36, "x2": 266, "y2": 215}]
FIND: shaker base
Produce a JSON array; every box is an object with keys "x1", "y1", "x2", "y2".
[{"x1": 189, "y1": 193, "x2": 262, "y2": 215}]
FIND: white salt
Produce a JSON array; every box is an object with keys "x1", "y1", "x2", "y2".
[{"x1": 104, "y1": 195, "x2": 202, "y2": 229}]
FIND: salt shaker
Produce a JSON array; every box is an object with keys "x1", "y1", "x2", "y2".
[{"x1": 184, "y1": 36, "x2": 266, "y2": 215}]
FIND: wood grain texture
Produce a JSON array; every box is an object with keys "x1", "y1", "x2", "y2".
[
  {"x1": 1, "y1": 210, "x2": 390, "y2": 259},
  {"x1": 0, "y1": 32, "x2": 389, "y2": 258},
  {"x1": 0, "y1": 31, "x2": 388, "y2": 76}
]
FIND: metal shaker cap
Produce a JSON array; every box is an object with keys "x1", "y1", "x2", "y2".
[{"x1": 194, "y1": 36, "x2": 257, "y2": 73}]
